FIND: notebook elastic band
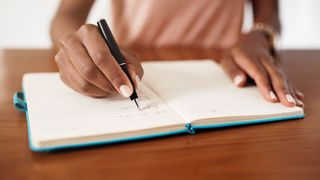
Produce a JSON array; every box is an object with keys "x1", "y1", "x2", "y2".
[{"x1": 13, "y1": 92, "x2": 27, "y2": 112}]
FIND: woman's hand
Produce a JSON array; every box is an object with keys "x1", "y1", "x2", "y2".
[
  {"x1": 54, "y1": 24, "x2": 143, "y2": 98},
  {"x1": 220, "y1": 31, "x2": 304, "y2": 108}
]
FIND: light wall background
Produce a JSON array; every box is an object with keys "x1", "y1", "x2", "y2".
[{"x1": 0, "y1": 0, "x2": 319, "y2": 49}]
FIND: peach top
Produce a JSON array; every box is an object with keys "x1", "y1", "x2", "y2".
[{"x1": 111, "y1": 0, "x2": 244, "y2": 50}]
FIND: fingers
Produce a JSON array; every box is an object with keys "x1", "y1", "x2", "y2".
[
  {"x1": 59, "y1": 67, "x2": 75, "y2": 90},
  {"x1": 78, "y1": 25, "x2": 139, "y2": 97},
  {"x1": 55, "y1": 24, "x2": 143, "y2": 98},
  {"x1": 222, "y1": 31, "x2": 304, "y2": 108},
  {"x1": 59, "y1": 34, "x2": 112, "y2": 93},
  {"x1": 259, "y1": 53, "x2": 299, "y2": 107},
  {"x1": 55, "y1": 49, "x2": 109, "y2": 97},
  {"x1": 232, "y1": 50, "x2": 277, "y2": 103},
  {"x1": 55, "y1": 51, "x2": 74, "y2": 90},
  {"x1": 221, "y1": 52, "x2": 247, "y2": 87},
  {"x1": 290, "y1": 85, "x2": 304, "y2": 108},
  {"x1": 122, "y1": 50, "x2": 144, "y2": 90},
  {"x1": 294, "y1": 88, "x2": 304, "y2": 99}
]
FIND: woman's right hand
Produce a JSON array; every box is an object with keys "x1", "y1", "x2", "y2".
[{"x1": 54, "y1": 24, "x2": 143, "y2": 98}]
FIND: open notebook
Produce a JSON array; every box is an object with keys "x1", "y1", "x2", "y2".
[{"x1": 14, "y1": 60, "x2": 304, "y2": 151}]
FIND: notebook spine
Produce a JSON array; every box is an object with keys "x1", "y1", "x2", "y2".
[{"x1": 185, "y1": 123, "x2": 195, "y2": 134}]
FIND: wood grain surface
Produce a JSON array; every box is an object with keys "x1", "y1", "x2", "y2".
[{"x1": 0, "y1": 49, "x2": 319, "y2": 180}]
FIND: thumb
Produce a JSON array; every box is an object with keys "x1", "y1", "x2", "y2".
[{"x1": 220, "y1": 53, "x2": 247, "y2": 87}]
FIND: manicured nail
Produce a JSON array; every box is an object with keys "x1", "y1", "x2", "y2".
[
  {"x1": 269, "y1": 91, "x2": 278, "y2": 101},
  {"x1": 135, "y1": 75, "x2": 140, "y2": 90},
  {"x1": 286, "y1": 94, "x2": 296, "y2": 105},
  {"x1": 119, "y1": 85, "x2": 132, "y2": 97},
  {"x1": 296, "y1": 99, "x2": 305, "y2": 108},
  {"x1": 233, "y1": 75, "x2": 245, "y2": 87}
]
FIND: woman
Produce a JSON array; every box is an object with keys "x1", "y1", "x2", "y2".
[{"x1": 50, "y1": 0, "x2": 304, "y2": 107}]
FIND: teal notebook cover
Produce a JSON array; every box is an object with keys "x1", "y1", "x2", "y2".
[{"x1": 13, "y1": 91, "x2": 304, "y2": 152}]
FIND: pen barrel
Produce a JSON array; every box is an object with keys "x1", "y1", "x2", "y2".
[
  {"x1": 97, "y1": 19, "x2": 126, "y2": 64},
  {"x1": 97, "y1": 18, "x2": 138, "y2": 101},
  {"x1": 120, "y1": 64, "x2": 138, "y2": 100}
]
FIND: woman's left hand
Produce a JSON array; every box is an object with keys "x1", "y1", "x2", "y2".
[{"x1": 220, "y1": 31, "x2": 304, "y2": 108}]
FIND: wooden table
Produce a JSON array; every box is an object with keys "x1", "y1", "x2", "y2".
[{"x1": 0, "y1": 49, "x2": 319, "y2": 180}]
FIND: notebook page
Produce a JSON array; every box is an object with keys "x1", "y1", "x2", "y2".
[
  {"x1": 23, "y1": 73, "x2": 184, "y2": 142},
  {"x1": 142, "y1": 60, "x2": 303, "y2": 123}
]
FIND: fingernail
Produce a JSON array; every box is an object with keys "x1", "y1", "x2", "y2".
[
  {"x1": 135, "y1": 75, "x2": 140, "y2": 90},
  {"x1": 269, "y1": 91, "x2": 278, "y2": 101},
  {"x1": 296, "y1": 99, "x2": 305, "y2": 108},
  {"x1": 233, "y1": 75, "x2": 245, "y2": 87},
  {"x1": 119, "y1": 85, "x2": 132, "y2": 97},
  {"x1": 286, "y1": 94, "x2": 296, "y2": 105}
]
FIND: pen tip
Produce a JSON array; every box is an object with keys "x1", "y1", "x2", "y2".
[{"x1": 133, "y1": 99, "x2": 141, "y2": 111}]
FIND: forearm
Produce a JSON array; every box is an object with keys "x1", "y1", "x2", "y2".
[
  {"x1": 50, "y1": 0, "x2": 94, "y2": 52},
  {"x1": 251, "y1": 0, "x2": 281, "y2": 33}
]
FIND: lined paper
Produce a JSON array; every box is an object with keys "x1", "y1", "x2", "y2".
[
  {"x1": 142, "y1": 60, "x2": 303, "y2": 122},
  {"x1": 23, "y1": 74, "x2": 184, "y2": 142}
]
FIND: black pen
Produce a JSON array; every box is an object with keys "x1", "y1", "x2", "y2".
[{"x1": 97, "y1": 18, "x2": 141, "y2": 110}]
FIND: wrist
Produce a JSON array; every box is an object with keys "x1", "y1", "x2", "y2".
[{"x1": 250, "y1": 22, "x2": 278, "y2": 50}]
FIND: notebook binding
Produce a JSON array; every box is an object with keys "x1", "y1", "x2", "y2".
[{"x1": 185, "y1": 123, "x2": 195, "y2": 134}]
